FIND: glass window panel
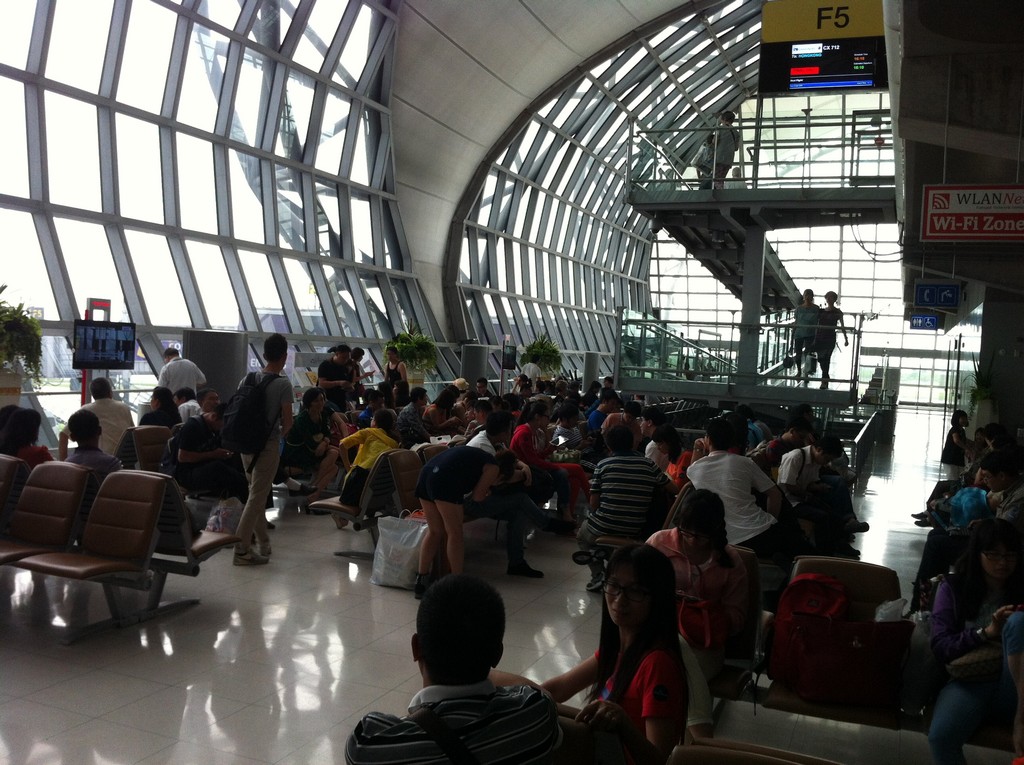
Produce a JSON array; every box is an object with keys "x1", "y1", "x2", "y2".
[
  {"x1": 0, "y1": 209, "x2": 57, "y2": 318},
  {"x1": 116, "y1": 115, "x2": 164, "y2": 223},
  {"x1": 315, "y1": 88, "x2": 350, "y2": 175},
  {"x1": 315, "y1": 182, "x2": 340, "y2": 257},
  {"x1": 360, "y1": 275, "x2": 391, "y2": 338},
  {"x1": 276, "y1": 164, "x2": 305, "y2": 250},
  {"x1": 232, "y1": 48, "x2": 271, "y2": 146},
  {"x1": 334, "y1": 4, "x2": 374, "y2": 87},
  {"x1": 293, "y1": 0, "x2": 346, "y2": 72},
  {"x1": 321, "y1": 265, "x2": 359, "y2": 336},
  {"x1": 46, "y1": 0, "x2": 113, "y2": 92},
  {"x1": 183, "y1": 240, "x2": 240, "y2": 330},
  {"x1": 351, "y1": 193, "x2": 373, "y2": 264},
  {"x1": 177, "y1": 24, "x2": 227, "y2": 131},
  {"x1": 0, "y1": 78, "x2": 29, "y2": 197},
  {"x1": 123, "y1": 230, "x2": 189, "y2": 326},
  {"x1": 238, "y1": 249, "x2": 286, "y2": 331},
  {"x1": 176, "y1": 134, "x2": 218, "y2": 233},
  {"x1": 53, "y1": 218, "x2": 126, "y2": 320},
  {"x1": 197, "y1": 0, "x2": 243, "y2": 30},
  {"x1": 45, "y1": 94, "x2": 100, "y2": 212},
  {"x1": 350, "y1": 107, "x2": 379, "y2": 186},
  {"x1": 230, "y1": 149, "x2": 266, "y2": 243},
  {"x1": 118, "y1": 0, "x2": 177, "y2": 113},
  {"x1": 277, "y1": 69, "x2": 315, "y2": 158},
  {"x1": 0, "y1": 2, "x2": 36, "y2": 69},
  {"x1": 282, "y1": 258, "x2": 326, "y2": 335},
  {"x1": 249, "y1": 0, "x2": 295, "y2": 47}
]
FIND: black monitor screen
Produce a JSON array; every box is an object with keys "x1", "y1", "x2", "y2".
[
  {"x1": 758, "y1": 36, "x2": 888, "y2": 94},
  {"x1": 72, "y1": 320, "x2": 137, "y2": 370}
]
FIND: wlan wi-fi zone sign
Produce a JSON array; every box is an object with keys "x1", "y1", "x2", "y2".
[{"x1": 922, "y1": 185, "x2": 1024, "y2": 241}]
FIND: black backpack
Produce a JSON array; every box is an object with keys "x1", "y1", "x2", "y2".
[{"x1": 221, "y1": 372, "x2": 280, "y2": 458}]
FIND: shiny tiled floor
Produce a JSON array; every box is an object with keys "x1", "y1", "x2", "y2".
[{"x1": 0, "y1": 408, "x2": 1008, "y2": 764}]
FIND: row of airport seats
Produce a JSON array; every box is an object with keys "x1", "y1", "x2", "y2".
[{"x1": 0, "y1": 455, "x2": 239, "y2": 643}]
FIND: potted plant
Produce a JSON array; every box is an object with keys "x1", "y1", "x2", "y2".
[
  {"x1": 0, "y1": 284, "x2": 43, "y2": 391},
  {"x1": 521, "y1": 333, "x2": 562, "y2": 378},
  {"x1": 390, "y1": 324, "x2": 437, "y2": 384},
  {"x1": 965, "y1": 355, "x2": 997, "y2": 423}
]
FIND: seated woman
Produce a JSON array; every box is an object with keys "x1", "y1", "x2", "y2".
[
  {"x1": 511, "y1": 401, "x2": 590, "y2": 523},
  {"x1": 928, "y1": 518, "x2": 1024, "y2": 764},
  {"x1": 139, "y1": 386, "x2": 182, "y2": 428},
  {"x1": 338, "y1": 408, "x2": 400, "y2": 507},
  {"x1": 0, "y1": 408, "x2": 54, "y2": 469},
  {"x1": 494, "y1": 544, "x2": 687, "y2": 765},
  {"x1": 647, "y1": 489, "x2": 747, "y2": 677},
  {"x1": 651, "y1": 424, "x2": 691, "y2": 490},
  {"x1": 281, "y1": 387, "x2": 340, "y2": 503},
  {"x1": 422, "y1": 388, "x2": 463, "y2": 436}
]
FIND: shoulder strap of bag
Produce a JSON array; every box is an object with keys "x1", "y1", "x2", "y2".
[{"x1": 407, "y1": 705, "x2": 481, "y2": 765}]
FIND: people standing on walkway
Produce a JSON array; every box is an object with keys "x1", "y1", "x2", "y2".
[
  {"x1": 815, "y1": 291, "x2": 848, "y2": 389},
  {"x1": 712, "y1": 110, "x2": 739, "y2": 189},
  {"x1": 793, "y1": 289, "x2": 819, "y2": 384}
]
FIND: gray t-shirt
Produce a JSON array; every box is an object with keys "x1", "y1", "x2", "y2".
[{"x1": 238, "y1": 371, "x2": 294, "y2": 441}]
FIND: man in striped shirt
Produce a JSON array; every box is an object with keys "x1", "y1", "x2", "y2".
[
  {"x1": 346, "y1": 575, "x2": 561, "y2": 764},
  {"x1": 577, "y1": 425, "x2": 679, "y2": 591}
]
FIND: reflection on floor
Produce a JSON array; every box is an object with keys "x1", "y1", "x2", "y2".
[{"x1": 0, "y1": 407, "x2": 1008, "y2": 764}]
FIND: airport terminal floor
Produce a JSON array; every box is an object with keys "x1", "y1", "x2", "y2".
[{"x1": 0, "y1": 407, "x2": 1009, "y2": 765}]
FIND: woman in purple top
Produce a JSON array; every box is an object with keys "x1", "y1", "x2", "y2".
[{"x1": 928, "y1": 518, "x2": 1024, "y2": 764}]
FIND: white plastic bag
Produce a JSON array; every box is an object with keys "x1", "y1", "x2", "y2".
[
  {"x1": 371, "y1": 514, "x2": 427, "y2": 589},
  {"x1": 204, "y1": 497, "x2": 244, "y2": 534}
]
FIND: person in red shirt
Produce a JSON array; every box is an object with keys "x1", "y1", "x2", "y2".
[
  {"x1": 510, "y1": 401, "x2": 589, "y2": 522},
  {"x1": 0, "y1": 408, "x2": 53, "y2": 469}
]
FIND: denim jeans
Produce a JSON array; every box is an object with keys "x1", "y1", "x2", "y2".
[
  {"x1": 928, "y1": 611, "x2": 1024, "y2": 764},
  {"x1": 464, "y1": 492, "x2": 552, "y2": 566}
]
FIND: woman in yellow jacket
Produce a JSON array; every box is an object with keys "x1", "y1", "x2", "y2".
[{"x1": 338, "y1": 408, "x2": 400, "y2": 506}]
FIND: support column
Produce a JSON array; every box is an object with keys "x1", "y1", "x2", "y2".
[{"x1": 736, "y1": 225, "x2": 766, "y2": 384}]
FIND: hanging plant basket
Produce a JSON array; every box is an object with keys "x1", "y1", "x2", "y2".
[
  {"x1": 390, "y1": 324, "x2": 437, "y2": 375},
  {"x1": 0, "y1": 284, "x2": 43, "y2": 382},
  {"x1": 521, "y1": 333, "x2": 562, "y2": 377}
]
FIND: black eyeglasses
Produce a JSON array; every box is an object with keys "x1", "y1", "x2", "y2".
[
  {"x1": 602, "y1": 580, "x2": 651, "y2": 602},
  {"x1": 982, "y1": 551, "x2": 1019, "y2": 563}
]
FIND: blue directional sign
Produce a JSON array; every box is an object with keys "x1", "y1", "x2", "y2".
[
  {"x1": 910, "y1": 314, "x2": 939, "y2": 330},
  {"x1": 915, "y1": 283, "x2": 960, "y2": 308}
]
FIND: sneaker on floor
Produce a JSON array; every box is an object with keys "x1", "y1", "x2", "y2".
[
  {"x1": 258, "y1": 543, "x2": 272, "y2": 557},
  {"x1": 586, "y1": 575, "x2": 605, "y2": 592},
  {"x1": 233, "y1": 549, "x2": 269, "y2": 566},
  {"x1": 911, "y1": 511, "x2": 929, "y2": 520},
  {"x1": 507, "y1": 560, "x2": 544, "y2": 578},
  {"x1": 844, "y1": 519, "x2": 870, "y2": 534}
]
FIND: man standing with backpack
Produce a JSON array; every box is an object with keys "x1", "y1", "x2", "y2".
[{"x1": 226, "y1": 333, "x2": 294, "y2": 565}]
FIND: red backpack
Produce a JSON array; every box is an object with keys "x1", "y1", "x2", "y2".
[{"x1": 769, "y1": 573, "x2": 850, "y2": 680}]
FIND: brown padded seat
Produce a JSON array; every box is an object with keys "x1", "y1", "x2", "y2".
[
  {"x1": 762, "y1": 556, "x2": 905, "y2": 729},
  {"x1": 16, "y1": 470, "x2": 165, "y2": 580},
  {"x1": 0, "y1": 462, "x2": 92, "y2": 564},
  {"x1": 0, "y1": 453, "x2": 29, "y2": 525},
  {"x1": 707, "y1": 545, "x2": 765, "y2": 701},
  {"x1": 387, "y1": 448, "x2": 424, "y2": 512},
  {"x1": 131, "y1": 425, "x2": 172, "y2": 472},
  {"x1": 671, "y1": 738, "x2": 842, "y2": 765}
]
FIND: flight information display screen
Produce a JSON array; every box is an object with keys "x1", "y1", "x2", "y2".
[{"x1": 758, "y1": 35, "x2": 888, "y2": 94}]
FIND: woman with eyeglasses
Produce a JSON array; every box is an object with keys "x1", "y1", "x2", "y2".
[
  {"x1": 928, "y1": 518, "x2": 1024, "y2": 764},
  {"x1": 496, "y1": 544, "x2": 686, "y2": 764}
]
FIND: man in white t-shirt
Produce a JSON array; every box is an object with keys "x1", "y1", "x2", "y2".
[
  {"x1": 58, "y1": 376, "x2": 135, "y2": 458},
  {"x1": 778, "y1": 435, "x2": 866, "y2": 558},
  {"x1": 686, "y1": 418, "x2": 812, "y2": 566},
  {"x1": 519, "y1": 354, "x2": 543, "y2": 383},
  {"x1": 158, "y1": 347, "x2": 206, "y2": 392}
]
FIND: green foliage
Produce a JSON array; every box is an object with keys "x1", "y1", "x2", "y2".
[
  {"x1": 966, "y1": 355, "x2": 995, "y2": 416},
  {"x1": 0, "y1": 285, "x2": 42, "y2": 381},
  {"x1": 521, "y1": 333, "x2": 562, "y2": 376},
  {"x1": 389, "y1": 324, "x2": 437, "y2": 373}
]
